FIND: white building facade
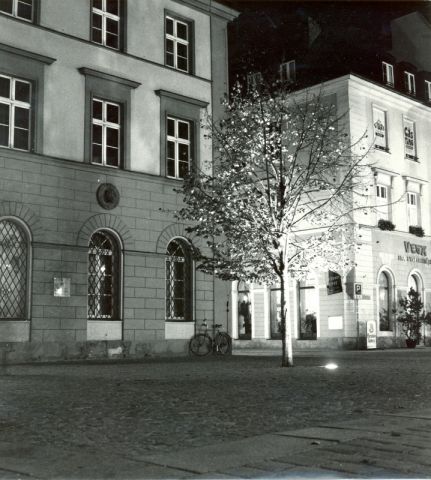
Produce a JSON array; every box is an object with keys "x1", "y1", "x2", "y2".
[{"x1": 0, "y1": 0, "x2": 237, "y2": 362}]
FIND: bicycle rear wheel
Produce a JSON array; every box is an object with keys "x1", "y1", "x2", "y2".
[
  {"x1": 189, "y1": 334, "x2": 212, "y2": 356},
  {"x1": 215, "y1": 332, "x2": 232, "y2": 355}
]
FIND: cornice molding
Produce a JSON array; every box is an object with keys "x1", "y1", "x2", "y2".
[
  {"x1": 0, "y1": 41, "x2": 56, "y2": 64},
  {"x1": 78, "y1": 67, "x2": 141, "y2": 89}
]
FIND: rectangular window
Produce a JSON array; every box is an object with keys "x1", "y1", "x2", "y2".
[
  {"x1": 407, "y1": 192, "x2": 419, "y2": 226},
  {"x1": 382, "y1": 62, "x2": 394, "y2": 86},
  {"x1": 404, "y1": 71, "x2": 416, "y2": 96},
  {"x1": 247, "y1": 72, "x2": 262, "y2": 91},
  {"x1": 280, "y1": 60, "x2": 296, "y2": 83},
  {"x1": 376, "y1": 184, "x2": 389, "y2": 220},
  {"x1": 91, "y1": 98, "x2": 121, "y2": 168},
  {"x1": 372, "y1": 107, "x2": 388, "y2": 151},
  {"x1": 0, "y1": 0, "x2": 33, "y2": 21},
  {"x1": 166, "y1": 116, "x2": 191, "y2": 179},
  {"x1": 426, "y1": 80, "x2": 431, "y2": 103},
  {"x1": 403, "y1": 118, "x2": 417, "y2": 160},
  {"x1": 165, "y1": 16, "x2": 190, "y2": 73},
  {"x1": 0, "y1": 74, "x2": 31, "y2": 151},
  {"x1": 91, "y1": 0, "x2": 121, "y2": 50}
]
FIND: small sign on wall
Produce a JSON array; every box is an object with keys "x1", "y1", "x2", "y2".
[
  {"x1": 366, "y1": 320, "x2": 377, "y2": 349},
  {"x1": 54, "y1": 277, "x2": 71, "y2": 297}
]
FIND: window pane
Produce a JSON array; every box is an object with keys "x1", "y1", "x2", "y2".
[
  {"x1": 14, "y1": 128, "x2": 29, "y2": 150},
  {"x1": 14, "y1": 107, "x2": 29, "y2": 129},
  {"x1": 167, "y1": 141, "x2": 175, "y2": 159},
  {"x1": 178, "y1": 143, "x2": 189, "y2": 162},
  {"x1": 106, "y1": 0, "x2": 119, "y2": 16},
  {"x1": 165, "y1": 52, "x2": 175, "y2": 67},
  {"x1": 14, "y1": 81, "x2": 30, "y2": 103},
  {"x1": 106, "y1": 33, "x2": 119, "y2": 49},
  {"x1": 178, "y1": 161, "x2": 188, "y2": 178},
  {"x1": 0, "y1": 0, "x2": 13, "y2": 14},
  {"x1": 166, "y1": 39, "x2": 174, "y2": 54},
  {"x1": 92, "y1": 100, "x2": 103, "y2": 120},
  {"x1": 177, "y1": 43, "x2": 188, "y2": 59},
  {"x1": 0, "y1": 103, "x2": 10, "y2": 125},
  {"x1": 92, "y1": 27, "x2": 102, "y2": 44},
  {"x1": 177, "y1": 22, "x2": 188, "y2": 41},
  {"x1": 106, "y1": 146, "x2": 119, "y2": 166},
  {"x1": 106, "y1": 17, "x2": 119, "y2": 34},
  {"x1": 174, "y1": 299, "x2": 184, "y2": 317},
  {"x1": 93, "y1": 0, "x2": 102, "y2": 9},
  {"x1": 17, "y1": 1, "x2": 32, "y2": 20},
  {"x1": 178, "y1": 121, "x2": 189, "y2": 140},
  {"x1": 0, "y1": 77, "x2": 10, "y2": 99},
  {"x1": 166, "y1": 17, "x2": 174, "y2": 35},
  {"x1": 0, "y1": 124, "x2": 9, "y2": 146},
  {"x1": 177, "y1": 57, "x2": 188, "y2": 72},
  {"x1": 106, "y1": 127, "x2": 119, "y2": 147},
  {"x1": 106, "y1": 103, "x2": 119, "y2": 124},
  {"x1": 167, "y1": 119, "x2": 175, "y2": 137},
  {"x1": 92, "y1": 124, "x2": 102, "y2": 144},
  {"x1": 92, "y1": 144, "x2": 102, "y2": 163},
  {"x1": 92, "y1": 12, "x2": 102, "y2": 29},
  {"x1": 167, "y1": 159, "x2": 175, "y2": 177}
]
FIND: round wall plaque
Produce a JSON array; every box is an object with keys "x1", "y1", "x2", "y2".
[{"x1": 97, "y1": 183, "x2": 120, "y2": 210}]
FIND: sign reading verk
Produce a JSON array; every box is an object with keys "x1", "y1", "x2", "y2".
[{"x1": 398, "y1": 241, "x2": 431, "y2": 265}]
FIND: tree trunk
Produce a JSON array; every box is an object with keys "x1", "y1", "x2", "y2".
[{"x1": 280, "y1": 266, "x2": 293, "y2": 367}]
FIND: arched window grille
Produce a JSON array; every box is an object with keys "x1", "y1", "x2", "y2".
[
  {"x1": 88, "y1": 230, "x2": 120, "y2": 319},
  {"x1": 0, "y1": 219, "x2": 28, "y2": 319},
  {"x1": 378, "y1": 271, "x2": 392, "y2": 331},
  {"x1": 165, "y1": 239, "x2": 192, "y2": 321}
]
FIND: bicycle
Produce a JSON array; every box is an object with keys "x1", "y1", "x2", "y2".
[{"x1": 189, "y1": 321, "x2": 232, "y2": 356}]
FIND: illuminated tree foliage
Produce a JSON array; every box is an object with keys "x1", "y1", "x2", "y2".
[{"x1": 175, "y1": 86, "x2": 370, "y2": 367}]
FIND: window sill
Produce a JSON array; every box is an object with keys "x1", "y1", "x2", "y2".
[
  {"x1": 406, "y1": 155, "x2": 419, "y2": 162},
  {"x1": 374, "y1": 146, "x2": 390, "y2": 153},
  {"x1": 165, "y1": 64, "x2": 193, "y2": 76}
]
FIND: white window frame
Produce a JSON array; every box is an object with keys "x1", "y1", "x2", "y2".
[
  {"x1": 0, "y1": 74, "x2": 31, "y2": 151},
  {"x1": 91, "y1": 0, "x2": 121, "y2": 50},
  {"x1": 280, "y1": 60, "x2": 296, "y2": 83},
  {"x1": 165, "y1": 16, "x2": 190, "y2": 73},
  {"x1": 382, "y1": 62, "x2": 394, "y2": 86},
  {"x1": 404, "y1": 71, "x2": 416, "y2": 96},
  {"x1": 166, "y1": 116, "x2": 191, "y2": 179},
  {"x1": 376, "y1": 184, "x2": 389, "y2": 221},
  {"x1": 407, "y1": 192, "x2": 419, "y2": 227},
  {"x1": 425, "y1": 80, "x2": 431, "y2": 103},
  {"x1": 91, "y1": 98, "x2": 121, "y2": 168},
  {"x1": 0, "y1": 0, "x2": 33, "y2": 21}
]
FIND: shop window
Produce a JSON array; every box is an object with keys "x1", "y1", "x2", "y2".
[
  {"x1": 165, "y1": 15, "x2": 193, "y2": 74},
  {"x1": 404, "y1": 71, "x2": 416, "y2": 96},
  {"x1": 280, "y1": 60, "x2": 295, "y2": 83},
  {"x1": 238, "y1": 281, "x2": 251, "y2": 339},
  {"x1": 88, "y1": 230, "x2": 120, "y2": 319},
  {"x1": 91, "y1": 0, "x2": 124, "y2": 50},
  {"x1": 0, "y1": 219, "x2": 29, "y2": 320},
  {"x1": 0, "y1": 0, "x2": 34, "y2": 22},
  {"x1": 270, "y1": 286, "x2": 282, "y2": 339},
  {"x1": 426, "y1": 81, "x2": 431, "y2": 103},
  {"x1": 91, "y1": 98, "x2": 121, "y2": 168},
  {"x1": 408, "y1": 273, "x2": 421, "y2": 294},
  {"x1": 298, "y1": 282, "x2": 317, "y2": 340},
  {"x1": 382, "y1": 62, "x2": 394, "y2": 87},
  {"x1": 378, "y1": 271, "x2": 392, "y2": 331},
  {"x1": 372, "y1": 106, "x2": 388, "y2": 151},
  {"x1": 166, "y1": 116, "x2": 192, "y2": 179},
  {"x1": 166, "y1": 238, "x2": 193, "y2": 321}
]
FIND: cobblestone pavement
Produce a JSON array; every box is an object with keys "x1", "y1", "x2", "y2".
[{"x1": 0, "y1": 348, "x2": 431, "y2": 478}]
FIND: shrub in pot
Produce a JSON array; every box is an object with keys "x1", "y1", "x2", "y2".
[
  {"x1": 396, "y1": 288, "x2": 427, "y2": 347},
  {"x1": 378, "y1": 219, "x2": 395, "y2": 231},
  {"x1": 409, "y1": 225, "x2": 425, "y2": 237}
]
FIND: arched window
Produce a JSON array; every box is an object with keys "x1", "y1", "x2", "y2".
[
  {"x1": 88, "y1": 230, "x2": 120, "y2": 319},
  {"x1": 166, "y1": 239, "x2": 193, "y2": 321},
  {"x1": 378, "y1": 271, "x2": 391, "y2": 331},
  {"x1": 408, "y1": 273, "x2": 420, "y2": 294},
  {"x1": 0, "y1": 219, "x2": 29, "y2": 319}
]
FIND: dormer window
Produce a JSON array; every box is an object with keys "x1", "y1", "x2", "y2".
[
  {"x1": 382, "y1": 62, "x2": 394, "y2": 87},
  {"x1": 280, "y1": 60, "x2": 296, "y2": 83},
  {"x1": 247, "y1": 72, "x2": 262, "y2": 92},
  {"x1": 404, "y1": 71, "x2": 416, "y2": 96},
  {"x1": 425, "y1": 80, "x2": 431, "y2": 103}
]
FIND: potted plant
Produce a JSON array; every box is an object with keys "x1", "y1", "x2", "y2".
[
  {"x1": 409, "y1": 225, "x2": 425, "y2": 237},
  {"x1": 396, "y1": 288, "x2": 427, "y2": 348},
  {"x1": 378, "y1": 219, "x2": 395, "y2": 231}
]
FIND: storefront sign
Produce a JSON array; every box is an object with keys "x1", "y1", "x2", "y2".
[
  {"x1": 398, "y1": 242, "x2": 431, "y2": 265},
  {"x1": 327, "y1": 271, "x2": 342, "y2": 295},
  {"x1": 366, "y1": 320, "x2": 377, "y2": 349}
]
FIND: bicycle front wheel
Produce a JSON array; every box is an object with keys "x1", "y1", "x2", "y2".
[
  {"x1": 215, "y1": 332, "x2": 232, "y2": 355},
  {"x1": 189, "y1": 334, "x2": 212, "y2": 356}
]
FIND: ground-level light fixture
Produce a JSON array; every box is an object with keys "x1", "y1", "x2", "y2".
[{"x1": 323, "y1": 363, "x2": 338, "y2": 370}]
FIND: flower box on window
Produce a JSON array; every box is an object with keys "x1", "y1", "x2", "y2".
[
  {"x1": 409, "y1": 225, "x2": 425, "y2": 237},
  {"x1": 377, "y1": 219, "x2": 395, "y2": 231}
]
